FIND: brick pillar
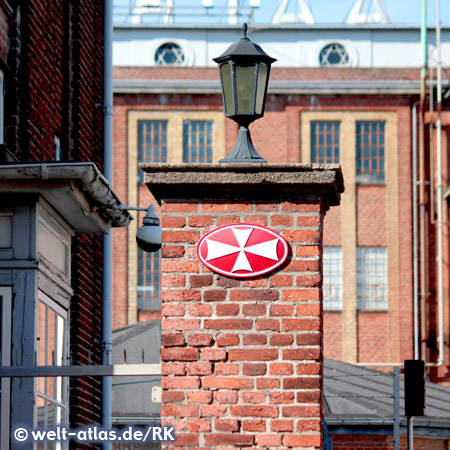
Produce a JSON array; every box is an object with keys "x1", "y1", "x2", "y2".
[{"x1": 143, "y1": 164, "x2": 343, "y2": 450}]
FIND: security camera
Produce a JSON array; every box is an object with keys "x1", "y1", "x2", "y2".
[{"x1": 136, "y1": 205, "x2": 162, "y2": 253}]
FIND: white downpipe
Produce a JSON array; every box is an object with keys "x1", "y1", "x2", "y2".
[{"x1": 102, "y1": 0, "x2": 114, "y2": 448}]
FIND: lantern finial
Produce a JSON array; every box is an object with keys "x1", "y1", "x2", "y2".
[{"x1": 243, "y1": 23, "x2": 248, "y2": 39}]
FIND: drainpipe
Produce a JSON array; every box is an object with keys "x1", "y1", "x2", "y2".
[
  {"x1": 102, "y1": 0, "x2": 113, "y2": 448},
  {"x1": 418, "y1": 0, "x2": 428, "y2": 363}
]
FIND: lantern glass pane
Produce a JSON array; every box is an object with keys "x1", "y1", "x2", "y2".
[
  {"x1": 255, "y1": 63, "x2": 268, "y2": 115},
  {"x1": 220, "y1": 63, "x2": 234, "y2": 115},
  {"x1": 236, "y1": 65, "x2": 255, "y2": 114}
]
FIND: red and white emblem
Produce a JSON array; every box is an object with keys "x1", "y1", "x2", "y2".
[{"x1": 197, "y1": 223, "x2": 289, "y2": 278}]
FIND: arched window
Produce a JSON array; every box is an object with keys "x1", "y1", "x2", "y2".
[
  {"x1": 155, "y1": 42, "x2": 185, "y2": 65},
  {"x1": 319, "y1": 43, "x2": 349, "y2": 66}
]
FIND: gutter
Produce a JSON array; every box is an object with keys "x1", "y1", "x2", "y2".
[
  {"x1": 0, "y1": 162, "x2": 131, "y2": 228},
  {"x1": 113, "y1": 79, "x2": 448, "y2": 96}
]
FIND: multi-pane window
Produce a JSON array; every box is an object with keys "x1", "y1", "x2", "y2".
[
  {"x1": 323, "y1": 247, "x2": 342, "y2": 310},
  {"x1": 183, "y1": 120, "x2": 213, "y2": 163},
  {"x1": 311, "y1": 121, "x2": 340, "y2": 164},
  {"x1": 357, "y1": 247, "x2": 387, "y2": 310},
  {"x1": 155, "y1": 43, "x2": 185, "y2": 65},
  {"x1": 138, "y1": 249, "x2": 161, "y2": 311},
  {"x1": 36, "y1": 293, "x2": 68, "y2": 447},
  {"x1": 137, "y1": 120, "x2": 168, "y2": 182},
  {"x1": 356, "y1": 121, "x2": 385, "y2": 183}
]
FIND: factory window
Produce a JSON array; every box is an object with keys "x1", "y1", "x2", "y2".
[
  {"x1": 155, "y1": 42, "x2": 185, "y2": 65},
  {"x1": 323, "y1": 247, "x2": 342, "y2": 311},
  {"x1": 137, "y1": 249, "x2": 161, "y2": 311},
  {"x1": 137, "y1": 120, "x2": 168, "y2": 183},
  {"x1": 356, "y1": 121, "x2": 385, "y2": 183},
  {"x1": 36, "y1": 292, "x2": 69, "y2": 435},
  {"x1": 183, "y1": 120, "x2": 213, "y2": 163},
  {"x1": 357, "y1": 247, "x2": 387, "y2": 310},
  {"x1": 311, "y1": 121, "x2": 340, "y2": 164},
  {"x1": 319, "y1": 43, "x2": 349, "y2": 66}
]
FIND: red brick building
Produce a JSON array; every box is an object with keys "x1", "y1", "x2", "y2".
[
  {"x1": 0, "y1": 1, "x2": 130, "y2": 448},
  {"x1": 112, "y1": 21, "x2": 450, "y2": 384}
]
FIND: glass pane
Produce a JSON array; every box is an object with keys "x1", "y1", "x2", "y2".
[
  {"x1": 47, "y1": 308, "x2": 56, "y2": 399},
  {"x1": 220, "y1": 63, "x2": 234, "y2": 115},
  {"x1": 255, "y1": 63, "x2": 268, "y2": 115},
  {"x1": 235, "y1": 65, "x2": 255, "y2": 114}
]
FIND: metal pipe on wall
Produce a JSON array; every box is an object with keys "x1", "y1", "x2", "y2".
[{"x1": 102, "y1": 1, "x2": 114, "y2": 449}]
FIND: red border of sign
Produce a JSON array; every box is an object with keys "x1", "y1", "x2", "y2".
[{"x1": 196, "y1": 223, "x2": 290, "y2": 278}]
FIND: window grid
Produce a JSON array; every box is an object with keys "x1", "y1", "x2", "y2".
[
  {"x1": 356, "y1": 121, "x2": 385, "y2": 183},
  {"x1": 311, "y1": 121, "x2": 340, "y2": 164},
  {"x1": 323, "y1": 247, "x2": 342, "y2": 311},
  {"x1": 137, "y1": 120, "x2": 168, "y2": 183},
  {"x1": 183, "y1": 120, "x2": 213, "y2": 163},
  {"x1": 319, "y1": 43, "x2": 349, "y2": 66},
  {"x1": 357, "y1": 247, "x2": 387, "y2": 310},
  {"x1": 138, "y1": 249, "x2": 161, "y2": 311}
]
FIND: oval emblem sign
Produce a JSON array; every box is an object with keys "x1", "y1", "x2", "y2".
[{"x1": 197, "y1": 223, "x2": 289, "y2": 278}]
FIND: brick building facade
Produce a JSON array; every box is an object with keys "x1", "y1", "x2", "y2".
[
  {"x1": 112, "y1": 59, "x2": 450, "y2": 382},
  {"x1": 0, "y1": 1, "x2": 130, "y2": 448}
]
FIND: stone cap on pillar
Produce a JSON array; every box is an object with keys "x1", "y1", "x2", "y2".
[{"x1": 141, "y1": 163, "x2": 344, "y2": 210}]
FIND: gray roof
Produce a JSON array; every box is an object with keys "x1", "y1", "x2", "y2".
[
  {"x1": 110, "y1": 320, "x2": 450, "y2": 433},
  {"x1": 324, "y1": 359, "x2": 450, "y2": 433},
  {"x1": 112, "y1": 320, "x2": 161, "y2": 421}
]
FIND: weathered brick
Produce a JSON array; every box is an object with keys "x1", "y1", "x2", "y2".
[
  {"x1": 216, "y1": 333, "x2": 240, "y2": 347},
  {"x1": 190, "y1": 274, "x2": 213, "y2": 287},
  {"x1": 162, "y1": 391, "x2": 185, "y2": 403},
  {"x1": 162, "y1": 377, "x2": 200, "y2": 389},
  {"x1": 202, "y1": 377, "x2": 253, "y2": 390},
  {"x1": 282, "y1": 318, "x2": 320, "y2": 331},
  {"x1": 162, "y1": 201, "x2": 198, "y2": 213},
  {"x1": 162, "y1": 362, "x2": 186, "y2": 375},
  {"x1": 256, "y1": 434, "x2": 282, "y2": 447},
  {"x1": 256, "y1": 319, "x2": 280, "y2": 331},
  {"x1": 162, "y1": 260, "x2": 199, "y2": 273},
  {"x1": 215, "y1": 363, "x2": 239, "y2": 375},
  {"x1": 241, "y1": 419, "x2": 266, "y2": 432},
  {"x1": 296, "y1": 362, "x2": 321, "y2": 375},
  {"x1": 295, "y1": 303, "x2": 321, "y2": 315},
  {"x1": 296, "y1": 274, "x2": 322, "y2": 287},
  {"x1": 269, "y1": 392, "x2": 295, "y2": 404},
  {"x1": 187, "y1": 334, "x2": 214, "y2": 347},
  {"x1": 296, "y1": 419, "x2": 321, "y2": 432},
  {"x1": 216, "y1": 304, "x2": 240, "y2": 316},
  {"x1": 161, "y1": 274, "x2": 186, "y2": 287},
  {"x1": 242, "y1": 304, "x2": 266, "y2": 316},
  {"x1": 282, "y1": 202, "x2": 321, "y2": 212},
  {"x1": 162, "y1": 318, "x2": 201, "y2": 331},
  {"x1": 215, "y1": 419, "x2": 239, "y2": 432},
  {"x1": 204, "y1": 434, "x2": 254, "y2": 446},
  {"x1": 230, "y1": 405, "x2": 278, "y2": 418},
  {"x1": 189, "y1": 215, "x2": 213, "y2": 227},
  {"x1": 270, "y1": 304, "x2": 294, "y2": 316},
  {"x1": 243, "y1": 363, "x2": 267, "y2": 376},
  {"x1": 242, "y1": 391, "x2": 266, "y2": 403},
  {"x1": 269, "y1": 334, "x2": 294, "y2": 346},
  {"x1": 270, "y1": 419, "x2": 294, "y2": 432},
  {"x1": 229, "y1": 348, "x2": 278, "y2": 361},
  {"x1": 281, "y1": 405, "x2": 321, "y2": 417},
  {"x1": 161, "y1": 334, "x2": 185, "y2": 347},
  {"x1": 271, "y1": 214, "x2": 293, "y2": 226},
  {"x1": 161, "y1": 404, "x2": 199, "y2": 418},
  {"x1": 187, "y1": 419, "x2": 211, "y2": 432},
  {"x1": 187, "y1": 391, "x2": 212, "y2": 404},
  {"x1": 229, "y1": 290, "x2": 279, "y2": 302},
  {"x1": 202, "y1": 201, "x2": 252, "y2": 212},
  {"x1": 296, "y1": 333, "x2": 321, "y2": 346},
  {"x1": 201, "y1": 405, "x2": 227, "y2": 418},
  {"x1": 201, "y1": 348, "x2": 227, "y2": 361},
  {"x1": 243, "y1": 334, "x2": 267, "y2": 345},
  {"x1": 204, "y1": 319, "x2": 252, "y2": 330},
  {"x1": 283, "y1": 434, "x2": 322, "y2": 447},
  {"x1": 269, "y1": 363, "x2": 294, "y2": 375},
  {"x1": 162, "y1": 289, "x2": 201, "y2": 302},
  {"x1": 162, "y1": 348, "x2": 199, "y2": 361},
  {"x1": 188, "y1": 304, "x2": 212, "y2": 316},
  {"x1": 162, "y1": 216, "x2": 186, "y2": 228},
  {"x1": 282, "y1": 289, "x2": 321, "y2": 302},
  {"x1": 187, "y1": 362, "x2": 213, "y2": 376},
  {"x1": 213, "y1": 391, "x2": 238, "y2": 404},
  {"x1": 162, "y1": 230, "x2": 200, "y2": 242},
  {"x1": 283, "y1": 348, "x2": 321, "y2": 360},
  {"x1": 256, "y1": 378, "x2": 280, "y2": 389},
  {"x1": 203, "y1": 290, "x2": 227, "y2": 302},
  {"x1": 297, "y1": 391, "x2": 321, "y2": 403},
  {"x1": 161, "y1": 304, "x2": 185, "y2": 316}
]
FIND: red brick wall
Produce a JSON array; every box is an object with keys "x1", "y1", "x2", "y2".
[
  {"x1": 12, "y1": 0, "x2": 106, "y2": 436},
  {"x1": 0, "y1": 6, "x2": 8, "y2": 63},
  {"x1": 357, "y1": 186, "x2": 386, "y2": 246},
  {"x1": 160, "y1": 198, "x2": 325, "y2": 449},
  {"x1": 331, "y1": 435, "x2": 447, "y2": 450},
  {"x1": 323, "y1": 313, "x2": 342, "y2": 360}
]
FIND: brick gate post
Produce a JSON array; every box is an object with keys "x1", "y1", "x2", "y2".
[{"x1": 143, "y1": 163, "x2": 344, "y2": 450}]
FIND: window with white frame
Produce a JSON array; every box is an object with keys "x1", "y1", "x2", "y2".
[
  {"x1": 0, "y1": 288, "x2": 12, "y2": 450},
  {"x1": 323, "y1": 247, "x2": 342, "y2": 310},
  {"x1": 36, "y1": 292, "x2": 68, "y2": 446},
  {"x1": 357, "y1": 247, "x2": 387, "y2": 310}
]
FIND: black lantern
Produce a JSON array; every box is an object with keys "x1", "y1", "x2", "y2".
[{"x1": 214, "y1": 23, "x2": 276, "y2": 163}]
